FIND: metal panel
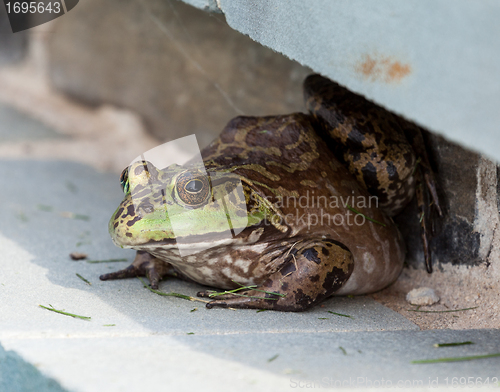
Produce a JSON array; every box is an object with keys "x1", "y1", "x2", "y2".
[{"x1": 181, "y1": 0, "x2": 500, "y2": 162}]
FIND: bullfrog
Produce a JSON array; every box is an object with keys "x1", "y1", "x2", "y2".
[{"x1": 100, "y1": 74, "x2": 440, "y2": 311}]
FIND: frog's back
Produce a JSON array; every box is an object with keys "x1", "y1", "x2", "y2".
[{"x1": 202, "y1": 112, "x2": 405, "y2": 295}]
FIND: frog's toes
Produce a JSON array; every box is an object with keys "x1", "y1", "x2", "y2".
[
  {"x1": 205, "y1": 291, "x2": 283, "y2": 310},
  {"x1": 99, "y1": 264, "x2": 142, "y2": 282},
  {"x1": 197, "y1": 289, "x2": 253, "y2": 301},
  {"x1": 205, "y1": 299, "x2": 233, "y2": 309},
  {"x1": 99, "y1": 250, "x2": 174, "y2": 289},
  {"x1": 197, "y1": 290, "x2": 220, "y2": 298}
]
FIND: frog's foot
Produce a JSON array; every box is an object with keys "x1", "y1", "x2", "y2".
[
  {"x1": 200, "y1": 239, "x2": 354, "y2": 311},
  {"x1": 99, "y1": 250, "x2": 175, "y2": 289},
  {"x1": 401, "y1": 121, "x2": 442, "y2": 273},
  {"x1": 418, "y1": 156, "x2": 443, "y2": 274},
  {"x1": 415, "y1": 167, "x2": 442, "y2": 273},
  {"x1": 197, "y1": 290, "x2": 239, "y2": 300},
  {"x1": 402, "y1": 122, "x2": 442, "y2": 217}
]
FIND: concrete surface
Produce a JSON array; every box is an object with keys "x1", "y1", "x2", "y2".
[
  {"x1": 1, "y1": 105, "x2": 500, "y2": 391},
  {"x1": 182, "y1": 0, "x2": 500, "y2": 164}
]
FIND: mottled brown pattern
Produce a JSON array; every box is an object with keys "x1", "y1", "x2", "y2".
[
  {"x1": 200, "y1": 239, "x2": 355, "y2": 311},
  {"x1": 103, "y1": 74, "x2": 440, "y2": 311},
  {"x1": 304, "y1": 74, "x2": 417, "y2": 216}
]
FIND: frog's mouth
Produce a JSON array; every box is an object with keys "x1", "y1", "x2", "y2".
[
  {"x1": 135, "y1": 224, "x2": 280, "y2": 254},
  {"x1": 143, "y1": 238, "x2": 177, "y2": 247},
  {"x1": 140, "y1": 232, "x2": 236, "y2": 250}
]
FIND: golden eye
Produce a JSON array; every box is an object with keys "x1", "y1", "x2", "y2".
[{"x1": 176, "y1": 171, "x2": 210, "y2": 206}]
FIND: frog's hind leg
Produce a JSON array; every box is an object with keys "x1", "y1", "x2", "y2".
[
  {"x1": 99, "y1": 250, "x2": 176, "y2": 289},
  {"x1": 199, "y1": 239, "x2": 354, "y2": 311},
  {"x1": 304, "y1": 74, "x2": 418, "y2": 217},
  {"x1": 304, "y1": 74, "x2": 442, "y2": 272}
]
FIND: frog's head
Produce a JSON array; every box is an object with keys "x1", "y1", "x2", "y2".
[{"x1": 109, "y1": 161, "x2": 267, "y2": 254}]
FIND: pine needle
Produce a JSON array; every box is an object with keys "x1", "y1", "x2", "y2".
[
  {"x1": 346, "y1": 204, "x2": 386, "y2": 227},
  {"x1": 76, "y1": 273, "x2": 91, "y2": 285},
  {"x1": 412, "y1": 157, "x2": 422, "y2": 176},
  {"x1": 434, "y1": 341, "x2": 474, "y2": 347},
  {"x1": 86, "y1": 258, "x2": 128, "y2": 263},
  {"x1": 138, "y1": 277, "x2": 209, "y2": 303},
  {"x1": 412, "y1": 353, "x2": 500, "y2": 364},
  {"x1": 328, "y1": 311, "x2": 353, "y2": 319},
  {"x1": 39, "y1": 304, "x2": 91, "y2": 320},
  {"x1": 207, "y1": 281, "x2": 285, "y2": 300},
  {"x1": 407, "y1": 306, "x2": 478, "y2": 313}
]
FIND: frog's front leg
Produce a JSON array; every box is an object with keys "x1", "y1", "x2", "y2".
[
  {"x1": 199, "y1": 239, "x2": 354, "y2": 311},
  {"x1": 99, "y1": 250, "x2": 177, "y2": 289}
]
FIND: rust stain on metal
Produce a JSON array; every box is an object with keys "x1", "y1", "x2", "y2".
[{"x1": 356, "y1": 54, "x2": 411, "y2": 83}]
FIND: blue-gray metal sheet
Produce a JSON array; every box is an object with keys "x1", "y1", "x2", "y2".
[{"x1": 182, "y1": 0, "x2": 500, "y2": 162}]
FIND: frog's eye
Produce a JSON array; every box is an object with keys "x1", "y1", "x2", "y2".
[
  {"x1": 119, "y1": 167, "x2": 130, "y2": 194},
  {"x1": 185, "y1": 179, "x2": 204, "y2": 193},
  {"x1": 175, "y1": 171, "x2": 210, "y2": 207}
]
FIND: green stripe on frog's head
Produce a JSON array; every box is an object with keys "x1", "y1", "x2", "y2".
[{"x1": 109, "y1": 161, "x2": 268, "y2": 250}]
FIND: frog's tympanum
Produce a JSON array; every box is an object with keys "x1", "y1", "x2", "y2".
[{"x1": 101, "y1": 74, "x2": 440, "y2": 311}]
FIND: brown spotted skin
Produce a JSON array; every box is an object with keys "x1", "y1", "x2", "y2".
[
  {"x1": 304, "y1": 74, "x2": 441, "y2": 271},
  {"x1": 102, "y1": 74, "x2": 440, "y2": 311},
  {"x1": 304, "y1": 74, "x2": 417, "y2": 216},
  {"x1": 198, "y1": 239, "x2": 354, "y2": 311}
]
